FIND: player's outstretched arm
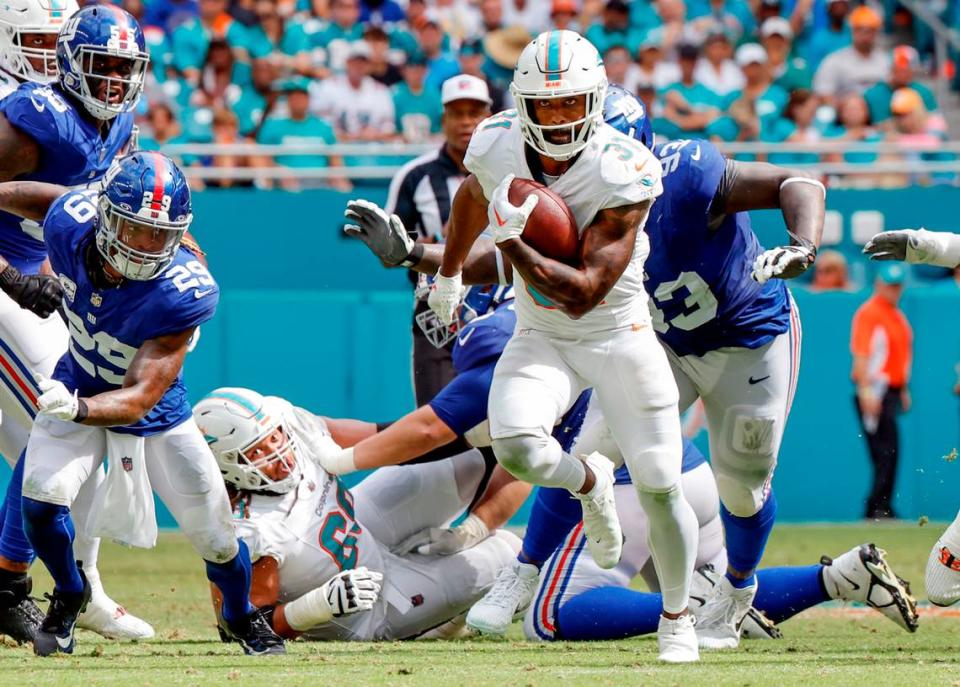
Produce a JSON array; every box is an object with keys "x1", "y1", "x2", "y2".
[
  {"x1": 0, "y1": 180, "x2": 67, "y2": 222},
  {"x1": 864, "y1": 229, "x2": 960, "y2": 268},
  {"x1": 36, "y1": 329, "x2": 194, "y2": 426},
  {"x1": 499, "y1": 201, "x2": 651, "y2": 319},
  {"x1": 718, "y1": 161, "x2": 826, "y2": 284}
]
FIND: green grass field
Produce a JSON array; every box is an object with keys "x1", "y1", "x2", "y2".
[{"x1": 5, "y1": 523, "x2": 959, "y2": 686}]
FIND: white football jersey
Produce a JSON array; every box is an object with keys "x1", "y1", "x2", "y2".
[
  {"x1": 465, "y1": 110, "x2": 663, "y2": 336},
  {"x1": 233, "y1": 402, "x2": 389, "y2": 640},
  {"x1": 0, "y1": 68, "x2": 19, "y2": 100}
]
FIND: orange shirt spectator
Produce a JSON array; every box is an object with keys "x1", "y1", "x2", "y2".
[{"x1": 850, "y1": 269, "x2": 912, "y2": 391}]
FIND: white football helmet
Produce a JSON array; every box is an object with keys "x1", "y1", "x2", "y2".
[
  {"x1": 0, "y1": 0, "x2": 78, "y2": 83},
  {"x1": 194, "y1": 387, "x2": 302, "y2": 494},
  {"x1": 510, "y1": 30, "x2": 607, "y2": 161}
]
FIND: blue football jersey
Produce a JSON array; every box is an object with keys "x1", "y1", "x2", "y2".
[
  {"x1": 613, "y1": 439, "x2": 707, "y2": 485},
  {"x1": 646, "y1": 139, "x2": 791, "y2": 357},
  {"x1": 44, "y1": 189, "x2": 217, "y2": 436},
  {"x1": 0, "y1": 83, "x2": 133, "y2": 274},
  {"x1": 450, "y1": 300, "x2": 516, "y2": 374}
]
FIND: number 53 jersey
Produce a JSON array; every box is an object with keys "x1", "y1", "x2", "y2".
[
  {"x1": 43, "y1": 188, "x2": 218, "y2": 436},
  {"x1": 646, "y1": 139, "x2": 791, "y2": 357}
]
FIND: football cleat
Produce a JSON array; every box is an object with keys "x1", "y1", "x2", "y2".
[
  {"x1": 572, "y1": 452, "x2": 622, "y2": 570},
  {"x1": 693, "y1": 575, "x2": 756, "y2": 649},
  {"x1": 741, "y1": 607, "x2": 782, "y2": 640},
  {"x1": 926, "y1": 538, "x2": 960, "y2": 607},
  {"x1": 821, "y1": 543, "x2": 919, "y2": 632},
  {"x1": 218, "y1": 608, "x2": 286, "y2": 656},
  {"x1": 465, "y1": 560, "x2": 540, "y2": 636},
  {"x1": 77, "y1": 592, "x2": 155, "y2": 640},
  {"x1": 33, "y1": 570, "x2": 92, "y2": 656},
  {"x1": 689, "y1": 564, "x2": 779, "y2": 640},
  {"x1": 0, "y1": 574, "x2": 44, "y2": 644},
  {"x1": 657, "y1": 613, "x2": 699, "y2": 663}
]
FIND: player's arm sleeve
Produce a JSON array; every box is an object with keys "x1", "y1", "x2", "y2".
[{"x1": 427, "y1": 364, "x2": 495, "y2": 437}]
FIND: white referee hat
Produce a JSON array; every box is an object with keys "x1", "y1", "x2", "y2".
[{"x1": 441, "y1": 74, "x2": 492, "y2": 106}]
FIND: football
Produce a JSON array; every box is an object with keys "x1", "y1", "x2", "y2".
[{"x1": 508, "y1": 178, "x2": 581, "y2": 264}]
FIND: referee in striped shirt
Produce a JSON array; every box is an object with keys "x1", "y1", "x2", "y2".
[{"x1": 385, "y1": 75, "x2": 493, "y2": 404}]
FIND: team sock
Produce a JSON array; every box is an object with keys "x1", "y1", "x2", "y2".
[
  {"x1": 517, "y1": 487, "x2": 582, "y2": 569},
  {"x1": 721, "y1": 490, "x2": 777, "y2": 588},
  {"x1": 754, "y1": 565, "x2": 829, "y2": 624},
  {"x1": 205, "y1": 539, "x2": 255, "y2": 624},
  {"x1": 0, "y1": 453, "x2": 35, "y2": 566},
  {"x1": 22, "y1": 497, "x2": 84, "y2": 594},
  {"x1": 556, "y1": 586, "x2": 662, "y2": 640}
]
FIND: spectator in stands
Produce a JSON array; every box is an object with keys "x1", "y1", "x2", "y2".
[
  {"x1": 805, "y1": 0, "x2": 850, "y2": 72},
  {"x1": 242, "y1": 0, "x2": 318, "y2": 80},
  {"x1": 654, "y1": 0, "x2": 688, "y2": 53},
  {"x1": 205, "y1": 107, "x2": 256, "y2": 188},
  {"x1": 809, "y1": 249, "x2": 852, "y2": 291},
  {"x1": 482, "y1": 25, "x2": 531, "y2": 96},
  {"x1": 312, "y1": 0, "x2": 363, "y2": 72},
  {"x1": 885, "y1": 87, "x2": 953, "y2": 186},
  {"x1": 192, "y1": 38, "x2": 236, "y2": 110},
  {"x1": 478, "y1": 0, "x2": 506, "y2": 33},
  {"x1": 418, "y1": 16, "x2": 460, "y2": 91},
  {"x1": 171, "y1": 0, "x2": 246, "y2": 85},
  {"x1": 230, "y1": 56, "x2": 280, "y2": 136},
  {"x1": 659, "y1": 42, "x2": 723, "y2": 140},
  {"x1": 761, "y1": 16, "x2": 812, "y2": 92},
  {"x1": 688, "y1": 0, "x2": 754, "y2": 45},
  {"x1": 823, "y1": 93, "x2": 880, "y2": 162},
  {"x1": 694, "y1": 27, "x2": 743, "y2": 97},
  {"x1": 143, "y1": 0, "x2": 198, "y2": 36},
  {"x1": 813, "y1": 6, "x2": 889, "y2": 102},
  {"x1": 459, "y1": 38, "x2": 505, "y2": 112},
  {"x1": 864, "y1": 46, "x2": 939, "y2": 125},
  {"x1": 603, "y1": 45, "x2": 632, "y2": 89},
  {"x1": 434, "y1": 0, "x2": 483, "y2": 45},
  {"x1": 502, "y1": 0, "x2": 552, "y2": 34},
  {"x1": 754, "y1": 0, "x2": 782, "y2": 30},
  {"x1": 393, "y1": 53, "x2": 443, "y2": 143},
  {"x1": 385, "y1": 75, "x2": 493, "y2": 404},
  {"x1": 586, "y1": 0, "x2": 642, "y2": 57},
  {"x1": 549, "y1": 0, "x2": 582, "y2": 32},
  {"x1": 364, "y1": 26, "x2": 403, "y2": 86},
  {"x1": 140, "y1": 101, "x2": 188, "y2": 150},
  {"x1": 359, "y1": 0, "x2": 404, "y2": 24},
  {"x1": 625, "y1": 28, "x2": 680, "y2": 92},
  {"x1": 257, "y1": 77, "x2": 351, "y2": 191},
  {"x1": 765, "y1": 88, "x2": 821, "y2": 165},
  {"x1": 851, "y1": 263, "x2": 912, "y2": 520},
  {"x1": 725, "y1": 43, "x2": 787, "y2": 136},
  {"x1": 310, "y1": 40, "x2": 395, "y2": 142}
]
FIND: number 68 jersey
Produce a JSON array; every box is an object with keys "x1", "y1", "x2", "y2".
[{"x1": 43, "y1": 188, "x2": 218, "y2": 436}]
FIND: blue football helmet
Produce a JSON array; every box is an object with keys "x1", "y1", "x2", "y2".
[
  {"x1": 97, "y1": 151, "x2": 192, "y2": 281},
  {"x1": 56, "y1": 5, "x2": 148, "y2": 120},
  {"x1": 416, "y1": 280, "x2": 514, "y2": 348},
  {"x1": 603, "y1": 84, "x2": 654, "y2": 150}
]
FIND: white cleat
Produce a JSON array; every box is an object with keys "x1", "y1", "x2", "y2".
[
  {"x1": 694, "y1": 575, "x2": 756, "y2": 650},
  {"x1": 689, "y1": 564, "x2": 780, "y2": 640},
  {"x1": 77, "y1": 593, "x2": 155, "y2": 641},
  {"x1": 926, "y1": 539, "x2": 960, "y2": 607},
  {"x1": 572, "y1": 452, "x2": 622, "y2": 570},
  {"x1": 657, "y1": 613, "x2": 699, "y2": 663},
  {"x1": 465, "y1": 561, "x2": 540, "y2": 636},
  {"x1": 822, "y1": 543, "x2": 919, "y2": 632}
]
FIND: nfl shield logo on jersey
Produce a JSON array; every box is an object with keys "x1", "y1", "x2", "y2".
[
  {"x1": 90, "y1": 292, "x2": 103, "y2": 307},
  {"x1": 121, "y1": 456, "x2": 133, "y2": 472},
  {"x1": 58, "y1": 274, "x2": 77, "y2": 302}
]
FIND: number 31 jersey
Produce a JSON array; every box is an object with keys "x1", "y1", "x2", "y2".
[
  {"x1": 43, "y1": 188, "x2": 218, "y2": 436},
  {"x1": 646, "y1": 139, "x2": 790, "y2": 357}
]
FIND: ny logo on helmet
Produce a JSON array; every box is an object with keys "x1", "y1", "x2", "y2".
[{"x1": 108, "y1": 24, "x2": 133, "y2": 53}]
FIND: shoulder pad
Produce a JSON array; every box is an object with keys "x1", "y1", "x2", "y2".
[
  {"x1": 599, "y1": 132, "x2": 662, "y2": 192},
  {"x1": 465, "y1": 109, "x2": 518, "y2": 161},
  {"x1": 0, "y1": 83, "x2": 71, "y2": 151}
]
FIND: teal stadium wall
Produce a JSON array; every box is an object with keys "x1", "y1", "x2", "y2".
[{"x1": 1, "y1": 187, "x2": 958, "y2": 525}]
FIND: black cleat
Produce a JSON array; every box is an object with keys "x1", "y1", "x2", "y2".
[
  {"x1": 33, "y1": 569, "x2": 91, "y2": 657},
  {"x1": 218, "y1": 608, "x2": 286, "y2": 656},
  {"x1": 0, "y1": 574, "x2": 44, "y2": 644}
]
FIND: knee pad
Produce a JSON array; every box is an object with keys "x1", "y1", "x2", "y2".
[
  {"x1": 711, "y1": 409, "x2": 779, "y2": 517},
  {"x1": 715, "y1": 472, "x2": 768, "y2": 517},
  {"x1": 492, "y1": 433, "x2": 547, "y2": 481}
]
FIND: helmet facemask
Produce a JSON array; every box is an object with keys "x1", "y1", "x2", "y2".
[
  {"x1": 415, "y1": 283, "x2": 510, "y2": 348},
  {"x1": 0, "y1": 25, "x2": 60, "y2": 82},
  {"x1": 95, "y1": 195, "x2": 189, "y2": 281},
  {"x1": 512, "y1": 85, "x2": 606, "y2": 162},
  {"x1": 63, "y1": 44, "x2": 147, "y2": 120},
  {"x1": 226, "y1": 422, "x2": 302, "y2": 495}
]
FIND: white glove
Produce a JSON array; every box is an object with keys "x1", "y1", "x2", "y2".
[
  {"x1": 35, "y1": 376, "x2": 80, "y2": 421},
  {"x1": 864, "y1": 228, "x2": 960, "y2": 267},
  {"x1": 751, "y1": 245, "x2": 816, "y2": 285},
  {"x1": 394, "y1": 513, "x2": 491, "y2": 556},
  {"x1": 282, "y1": 567, "x2": 383, "y2": 631},
  {"x1": 487, "y1": 173, "x2": 539, "y2": 244},
  {"x1": 427, "y1": 270, "x2": 464, "y2": 326}
]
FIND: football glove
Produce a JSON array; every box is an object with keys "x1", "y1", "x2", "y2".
[
  {"x1": 488, "y1": 173, "x2": 539, "y2": 244},
  {"x1": 343, "y1": 199, "x2": 416, "y2": 267},
  {"x1": 0, "y1": 266, "x2": 63, "y2": 318},
  {"x1": 427, "y1": 270, "x2": 464, "y2": 326},
  {"x1": 35, "y1": 376, "x2": 81, "y2": 421},
  {"x1": 864, "y1": 228, "x2": 960, "y2": 267},
  {"x1": 751, "y1": 245, "x2": 816, "y2": 285},
  {"x1": 282, "y1": 567, "x2": 383, "y2": 631},
  {"x1": 395, "y1": 513, "x2": 491, "y2": 556}
]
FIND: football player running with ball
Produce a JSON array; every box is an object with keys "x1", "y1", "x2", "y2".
[
  {"x1": 423, "y1": 30, "x2": 699, "y2": 662},
  {"x1": 0, "y1": 153, "x2": 284, "y2": 657}
]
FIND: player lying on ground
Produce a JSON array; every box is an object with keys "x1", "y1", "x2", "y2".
[
  {"x1": 863, "y1": 227, "x2": 960, "y2": 607},
  {"x1": 196, "y1": 387, "x2": 521, "y2": 640},
  {"x1": 0, "y1": 3, "x2": 153, "y2": 642},
  {"x1": 345, "y1": 83, "x2": 826, "y2": 648},
  {"x1": 0, "y1": 153, "x2": 284, "y2": 657}
]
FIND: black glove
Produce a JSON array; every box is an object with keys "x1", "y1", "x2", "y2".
[{"x1": 0, "y1": 266, "x2": 64, "y2": 318}]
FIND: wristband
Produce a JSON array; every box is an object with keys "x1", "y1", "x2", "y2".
[
  {"x1": 282, "y1": 587, "x2": 334, "y2": 631},
  {"x1": 401, "y1": 243, "x2": 424, "y2": 268},
  {"x1": 325, "y1": 447, "x2": 357, "y2": 475},
  {"x1": 0, "y1": 265, "x2": 20, "y2": 292}
]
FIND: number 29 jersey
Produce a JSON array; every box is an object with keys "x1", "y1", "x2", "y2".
[
  {"x1": 645, "y1": 139, "x2": 791, "y2": 357},
  {"x1": 0, "y1": 83, "x2": 133, "y2": 275},
  {"x1": 43, "y1": 189, "x2": 218, "y2": 436}
]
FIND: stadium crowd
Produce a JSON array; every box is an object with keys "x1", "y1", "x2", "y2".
[{"x1": 112, "y1": 0, "x2": 956, "y2": 185}]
